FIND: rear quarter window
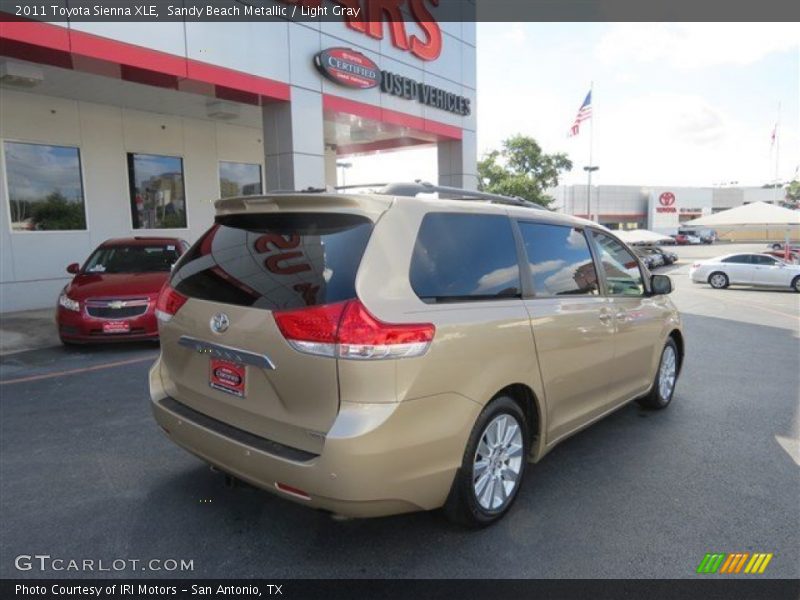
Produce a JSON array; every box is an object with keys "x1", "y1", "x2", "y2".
[
  {"x1": 410, "y1": 213, "x2": 521, "y2": 303},
  {"x1": 171, "y1": 213, "x2": 373, "y2": 310}
]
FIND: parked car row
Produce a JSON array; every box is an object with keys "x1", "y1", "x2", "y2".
[
  {"x1": 659, "y1": 229, "x2": 716, "y2": 245},
  {"x1": 633, "y1": 246, "x2": 678, "y2": 270}
]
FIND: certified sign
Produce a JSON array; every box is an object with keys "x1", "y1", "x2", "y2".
[
  {"x1": 314, "y1": 47, "x2": 380, "y2": 89},
  {"x1": 313, "y1": 47, "x2": 471, "y2": 115},
  {"x1": 209, "y1": 359, "x2": 246, "y2": 398}
]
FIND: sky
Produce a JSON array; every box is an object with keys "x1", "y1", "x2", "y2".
[{"x1": 346, "y1": 22, "x2": 799, "y2": 189}]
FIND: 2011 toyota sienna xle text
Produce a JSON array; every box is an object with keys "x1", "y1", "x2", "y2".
[{"x1": 149, "y1": 183, "x2": 684, "y2": 527}]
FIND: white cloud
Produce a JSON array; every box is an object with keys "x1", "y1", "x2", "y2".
[
  {"x1": 473, "y1": 264, "x2": 519, "y2": 293},
  {"x1": 529, "y1": 259, "x2": 565, "y2": 275},
  {"x1": 613, "y1": 93, "x2": 729, "y2": 147},
  {"x1": 597, "y1": 23, "x2": 800, "y2": 70}
]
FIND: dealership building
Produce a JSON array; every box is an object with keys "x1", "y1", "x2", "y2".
[
  {"x1": 0, "y1": 13, "x2": 477, "y2": 312},
  {"x1": 552, "y1": 184, "x2": 794, "y2": 238}
]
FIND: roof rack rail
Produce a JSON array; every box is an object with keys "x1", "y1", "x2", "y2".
[
  {"x1": 377, "y1": 181, "x2": 545, "y2": 209},
  {"x1": 334, "y1": 183, "x2": 389, "y2": 191},
  {"x1": 265, "y1": 186, "x2": 331, "y2": 194}
]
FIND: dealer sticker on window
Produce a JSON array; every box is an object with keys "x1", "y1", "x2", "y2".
[{"x1": 209, "y1": 358, "x2": 246, "y2": 398}]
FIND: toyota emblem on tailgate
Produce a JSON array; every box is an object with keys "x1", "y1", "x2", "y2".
[{"x1": 210, "y1": 312, "x2": 230, "y2": 334}]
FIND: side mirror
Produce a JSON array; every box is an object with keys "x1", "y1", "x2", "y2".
[
  {"x1": 66, "y1": 263, "x2": 80, "y2": 274},
  {"x1": 651, "y1": 274, "x2": 672, "y2": 295}
]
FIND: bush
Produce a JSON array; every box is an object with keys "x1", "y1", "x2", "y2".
[{"x1": 31, "y1": 193, "x2": 86, "y2": 230}]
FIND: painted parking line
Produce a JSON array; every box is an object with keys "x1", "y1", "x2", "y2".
[
  {"x1": 0, "y1": 354, "x2": 157, "y2": 386},
  {"x1": 703, "y1": 295, "x2": 800, "y2": 320}
]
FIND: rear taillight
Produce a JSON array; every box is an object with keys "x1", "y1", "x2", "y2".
[
  {"x1": 155, "y1": 283, "x2": 188, "y2": 322},
  {"x1": 272, "y1": 301, "x2": 347, "y2": 357},
  {"x1": 273, "y1": 299, "x2": 435, "y2": 360}
]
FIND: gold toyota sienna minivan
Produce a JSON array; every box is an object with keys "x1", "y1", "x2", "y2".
[{"x1": 150, "y1": 183, "x2": 683, "y2": 527}]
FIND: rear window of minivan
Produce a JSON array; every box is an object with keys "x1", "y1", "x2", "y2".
[{"x1": 170, "y1": 213, "x2": 373, "y2": 310}]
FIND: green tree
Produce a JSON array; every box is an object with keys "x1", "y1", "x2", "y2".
[
  {"x1": 478, "y1": 135, "x2": 573, "y2": 207},
  {"x1": 31, "y1": 191, "x2": 86, "y2": 230},
  {"x1": 784, "y1": 180, "x2": 800, "y2": 208}
]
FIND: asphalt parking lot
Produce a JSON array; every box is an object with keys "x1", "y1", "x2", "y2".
[{"x1": 1, "y1": 243, "x2": 798, "y2": 579}]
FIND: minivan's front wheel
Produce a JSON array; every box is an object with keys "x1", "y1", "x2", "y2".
[
  {"x1": 443, "y1": 396, "x2": 528, "y2": 527},
  {"x1": 637, "y1": 339, "x2": 679, "y2": 410}
]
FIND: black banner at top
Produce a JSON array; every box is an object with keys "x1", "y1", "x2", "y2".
[{"x1": 0, "y1": 0, "x2": 798, "y2": 22}]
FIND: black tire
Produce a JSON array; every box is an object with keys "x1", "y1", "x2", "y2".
[
  {"x1": 708, "y1": 271, "x2": 729, "y2": 289},
  {"x1": 772, "y1": 243, "x2": 782, "y2": 250},
  {"x1": 637, "y1": 338, "x2": 680, "y2": 410},
  {"x1": 443, "y1": 396, "x2": 529, "y2": 528},
  {"x1": 792, "y1": 276, "x2": 800, "y2": 293}
]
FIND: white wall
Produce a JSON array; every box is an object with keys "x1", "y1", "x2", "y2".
[{"x1": 0, "y1": 89, "x2": 264, "y2": 312}]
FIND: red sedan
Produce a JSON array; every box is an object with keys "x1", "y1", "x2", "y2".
[{"x1": 57, "y1": 237, "x2": 189, "y2": 344}]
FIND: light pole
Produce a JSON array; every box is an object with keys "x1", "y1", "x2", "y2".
[
  {"x1": 336, "y1": 161, "x2": 352, "y2": 188},
  {"x1": 583, "y1": 165, "x2": 599, "y2": 220}
]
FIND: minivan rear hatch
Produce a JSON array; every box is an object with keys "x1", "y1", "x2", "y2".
[{"x1": 157, "y1": 201, "x2": 382, "y2": 455}]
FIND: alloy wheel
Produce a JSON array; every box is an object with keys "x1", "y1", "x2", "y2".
[
  {"x1": 710, "y1": 273, "x2": 727, "y2": 288},
  {"x1": 658, "y1": 345, "x2": 677, "y2": 400},
  {"x1": 472, "y1": 414, "x2": 524, "y2": 511}
]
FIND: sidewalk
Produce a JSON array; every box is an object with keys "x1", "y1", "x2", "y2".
[{"x1": 0, "y1": 308, "x2": 60, "y2": 356}]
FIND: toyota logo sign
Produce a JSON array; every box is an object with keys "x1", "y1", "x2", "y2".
[
  {"x1": 659, "y1": 192, "x2": 676, "y2": 206},
  {"x1": 210, "y1": 312, "x2": 230, "y2": 334}
]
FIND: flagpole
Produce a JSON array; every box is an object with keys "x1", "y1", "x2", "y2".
[
  {"x1": 583, "y1": 82, "x2": 598, "y2": 221},
  {"x1": 774, "y1": 101, "x2": 781, "y2": 205}
]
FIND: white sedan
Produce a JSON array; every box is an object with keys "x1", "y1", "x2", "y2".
[{"x1": 689, "y1": 253, "x2": 800, "y2": 292}]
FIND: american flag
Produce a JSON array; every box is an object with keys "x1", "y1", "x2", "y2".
[
  {"x1": 568, "y1": 90, "x2": 592, "y2": 137},
  {"x1": 770, "y1": 122, "x2": 778, "y2": 148}
]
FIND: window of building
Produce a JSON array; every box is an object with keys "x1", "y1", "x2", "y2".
[
  {"x1": 589, "y1": 231, "x2": 645, "y2": 296},
  {"x1": 219, "y1": 161, "x2": 263, "y2": 198},
  {"x1": 4, "y1": 141, "x2": 86, "y2": 231},
  {"x1": 518, "y1": 222, "x2": 599, "y2": 296},
  {"x1": 127, "y1": 153, "x2": 186, "y2": 229},
  {"x1": 410, "y1": 213, "x2": 521, "y2": 302}
]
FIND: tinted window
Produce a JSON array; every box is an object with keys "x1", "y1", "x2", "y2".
[
  {"x1": 84, "y1": 245, "x2": 181, "y2": 274},
  {"x1": 751, "y1": 255, "x2": 777, "y2": 265},
  {"x1": 518, "y1": 223, "x2": 598, "y2": 296},
  {"x1": 171, "y1": 213, "x2": 373, "y2": 310},
  {"x1": 219, "y1": 161, "x2": 263, "y2": 198},
  {"x1": 590, "y1": 231, "x2": 645, "y2": 296},
  {"x1": 410, "y1": 213, "x2": 520, "y2": 302},
  {"x1": 4, "y1": 141, "x2": 86, "y2": 231},
  {"x1": 722, "y1": 255, "x2": 752, "y2": 264},
  {"x1": 128, "y1": 153, "x2": 186, "y2": 229}
]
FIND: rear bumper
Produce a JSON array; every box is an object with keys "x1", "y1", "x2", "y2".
[{"x1": 149, "y1": 358, "x2": 480, "y2": 518}]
